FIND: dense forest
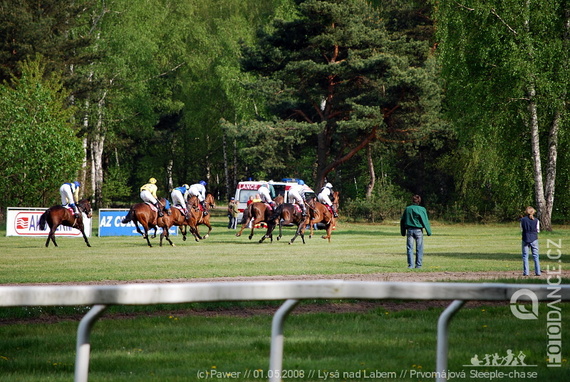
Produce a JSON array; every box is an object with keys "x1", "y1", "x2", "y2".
[{"x1": 0, "y1": 0, "x2": 568, "y2": 227}]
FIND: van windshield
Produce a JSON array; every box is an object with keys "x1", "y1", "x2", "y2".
[{"x1": 238, "y1": 190, "x2": 259, "y2": 203}]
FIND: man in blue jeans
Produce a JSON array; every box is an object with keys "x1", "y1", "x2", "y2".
[{"x1": 400, "y1": 195, "x2": 432, "y2": 269}]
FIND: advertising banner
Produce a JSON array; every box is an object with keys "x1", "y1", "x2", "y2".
[
  {"x1": 6, "y1": 207, "x2": 92, "y2": 237},
  {"x1": 98, "y1": 209, "x2": 177, "y2": 237}
]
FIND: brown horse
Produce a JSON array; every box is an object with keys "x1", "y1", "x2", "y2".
[
  {"x1": 266, "y1": 203, "x2": 309, "y2": 244},
  {"x1": 39, "y1": 199, "x2": 93, "y2": 248},
  {"x1": 157, "y1": 205, "x2": 191, "y2": 246},
  {"x1": 121, "y1": 198, "x2": 169, "y2": 247},
  {"x1": 307, "y1": 191, "x2": 339, "y2": 242},
  {"x1": 187, "y1": 193, "x2": 215, "y2": 241},
  {"x1": 235, "y1": 202, "x2": 277, "y2": 242}
]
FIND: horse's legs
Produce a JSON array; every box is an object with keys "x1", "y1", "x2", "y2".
[
  {"x1": 259, "y1": 223, "x2": 275, "y2": 243},
  {"x1": 80, "y1": 230, "x2": 91, "y2": 247},
  {"x1": 289, "y1": 222, "x2": 306, "y2": 245},
  {"x1": 248, "y1": 219, "x2": 259, "y2": 240},
  {"x1": 141, "y1": 224, "x2": 152, "y2": 247},
  {"x1": 45, "y1": 228, "x2": 57, "y2": 247},
  {"x1": 201, "y1": 223, "x2": 212, "y2": 240},
  {"x1": 160, "y1": 229, "x2": 174, "y2": 247},
  {"x1": 309, "y1": 217, "x2": 318, "y2": 238},
  {"x1": 133, "y1": 221, "x2": 144, "y2": 237},
  {"x1": 235, "y1": 217, "x2": 251, "y2": 237}
]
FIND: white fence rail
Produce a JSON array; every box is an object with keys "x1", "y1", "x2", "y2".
[{"x1": 0, "y1": 280, "x2": 568, "y2": 381}]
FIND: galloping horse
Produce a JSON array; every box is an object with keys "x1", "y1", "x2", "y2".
[
  {"x1": 39, "y1": 199, "x2": 93, "y2": 248},
  {"x1": 121, "y1": 198, "x2": 169, "y2": 247},
  {"x1": 235, "y1": 202, "x2": 277, "y2": 243},
  {"x1": 187, "y1": 193, "x2": 215, "y2": 241},
  {"x1": 157, "y1": 206, "x2": 191, "y2": 246},
  {"x1": 265, "y1": 203, "x2": 309, "y2": 244},
  {"x1": 307, "y1": 191, "x2": 339, "y2": 242}
]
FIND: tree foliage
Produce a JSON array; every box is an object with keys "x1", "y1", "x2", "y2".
[
  {"x1": 0, "y1": 55, "x2": 83, "y2": 206},
  {"x1": 433, "y1": 0, "x2": 569, "y2": 225},
  {"x1": 232, "y1": 0, "x2": 443, "y2": 189}
]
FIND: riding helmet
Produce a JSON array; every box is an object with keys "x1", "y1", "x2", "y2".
[
  {"x1": 325, "y1": 182, "x2": 333, "y2": 189},
  {"x1": 199, "y1": 180, "x2": 207, "y2": 186},
  {"x1": 297, "y1": 180, "x2": 305, "y2": 185},
  {"x1": 74, "y1": 181, "x2": 81, "y2": 188},
  {"x1": 149, "y1": 177, "x2": 157, "y2": 184},
  {"x1": 183, "y1": 184, "x2": 189, "y2": 189}
]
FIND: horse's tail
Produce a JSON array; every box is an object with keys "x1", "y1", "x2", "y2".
[
  {"x1": 39, "y1": 211, "x2": 48, "y2": 230},
  {"x1": 122, "y1": 208, "x2": 134, "y2": 224}
]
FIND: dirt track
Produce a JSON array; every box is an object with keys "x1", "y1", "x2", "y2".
[{"x1": 16, "y1": 270, "x2": 563, "y2": 286}]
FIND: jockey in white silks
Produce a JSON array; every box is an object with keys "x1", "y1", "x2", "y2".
[
  {"x1": 258, "y1": 182, "x2": 276, "y2": 207},
  {"x1": 288, "y1": 180, "x2": 307, "y2": 216},
  {"x1": 188, "y1": 180, "x2": 209, "y2": 215},
  {"x1": 171, "y1": 184, "x2": 190, "y2": 217},
  {"x1": 317, "y1": 182, "x2": 338, "y2": 217},
  {"x1": 60, "y1": 181, "x2": 81, "y2": 217}
]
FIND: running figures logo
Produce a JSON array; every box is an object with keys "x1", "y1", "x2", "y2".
[{"x1": 464, "y1": 350, "x2": 537, "y2": 367}]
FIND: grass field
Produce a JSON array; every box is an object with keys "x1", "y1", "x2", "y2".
[
  {"x1": 1, "y1": 214, "x2": 569, "y2": 283},
  {"x1": 0, "y1": 214, "x2": 569, "y2": 381}
]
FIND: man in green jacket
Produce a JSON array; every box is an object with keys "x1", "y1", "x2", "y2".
[{"x1": 400, "y1": 195, "x2": 432, "y2": 269}]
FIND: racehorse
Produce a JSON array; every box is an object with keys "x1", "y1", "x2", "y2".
[
  {"x1": 39, "y1": 199, "x2": 93, "y2": 248},
  {"x1": 187, "y1": 193, "x2": 215, "y2": 241},
  {"x1": 307, "y1": 191, "x2": 339, "y2": 242},
  {"x1": 157, "y1": 205, "x2": 191, "y2": 246},
  {"x1": 265, "y1": 203, "x2": 309, "y2": 244},
  {"x1": 235, "y1": 201, "x2": 277, "y2": 243},
  {"x1": 121, "y1": 198, "x2": 169, "y2": 247}
]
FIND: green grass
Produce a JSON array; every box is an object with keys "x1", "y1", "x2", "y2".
[
  {"x1": 1, "y1": 215, "x2": 569, "y2": 282},
  {"x1": 0, "y1": 216, "x2": 569, "y2": 381},
  {"x1": 0, "y1": 303, "x2": 569, "y2": 381}
]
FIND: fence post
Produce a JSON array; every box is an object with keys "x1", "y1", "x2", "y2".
[
  {"x1": 436, "y1": 300, "x2": 465, "y2": 381},
  {"x1": 269, "y1": 299, "x2": 299, "y2": 381},
  {"x1": 75, "y1": 304, "x2": 108, "y2": 382}
]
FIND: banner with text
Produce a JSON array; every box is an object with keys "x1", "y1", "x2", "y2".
[
  {"x1": 6, "y1": 207, "x2": 92, "y2": 237},
  {"x1": 98, "y1": 209, "x2": 177, "y2": 237}
]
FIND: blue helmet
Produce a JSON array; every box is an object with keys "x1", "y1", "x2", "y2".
[
  {"x1": 74, "y1": 181, "x2": 81, "y2": 188},
  {"x1": 199, "y1": 180, "x2": 207, "y2": 186},
  {"x1": 297, "y1": 180, "x2": 305, "y2": 186}
]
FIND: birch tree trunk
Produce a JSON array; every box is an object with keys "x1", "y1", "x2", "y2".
[
  {"x1": 365, "y1": 145, "x2": 375, "y2": 199},
  {"x1": 91, "y1": 92, "x2": 106, "y2": 208}
]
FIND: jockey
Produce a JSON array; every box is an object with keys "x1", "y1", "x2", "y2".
[
  {"x1": 140, "y1": 177, "x2": 163, "y2": 217},
  {"x1": 258, "y1": 182, "x2": 275, "y2": 207},
  {"x1": 60, "y1": 181, "x2": 81, "y2": 218},
  {"x1": 288, "y1": 180, "x2": 307, "y2": 217},
  {"x1": 171, "y1": 184, "x2": 190, "y2": 217},
  {"x1": 318, "y1": 182, "x2": 338, "y2": 217},
  {"x1": 189, "y1": 180, "x2": 209, "y2": 215}
]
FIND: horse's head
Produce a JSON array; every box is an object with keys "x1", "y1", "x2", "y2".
[
  {"x1": 206, "y1": 193, "x2": 216, "y2": 209},
  {"x1": 78, "y1": 199, "x2": 93, "y2": 219}
]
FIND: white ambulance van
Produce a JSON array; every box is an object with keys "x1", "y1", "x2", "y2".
[{"x1": 233, "y1": 179, "x2": 314, "y2": 223}]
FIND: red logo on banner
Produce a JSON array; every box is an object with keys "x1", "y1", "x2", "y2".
[{"x1": 16, "y1": 216, "x2": 30, "y2": 230}]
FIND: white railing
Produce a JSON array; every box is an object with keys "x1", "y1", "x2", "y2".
[{"x1": 0, "y1": 280, "x2": 568, "y2": 382}]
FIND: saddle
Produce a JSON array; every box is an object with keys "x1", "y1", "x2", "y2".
[
  {"x1": 145, "y1": 202, "x2": 158, "y2": 212},
  {"x1": 63, "y1": 205, "x2": 78, "y2": 217},
  {"x1": 173, "y1": 205, "x2": 186, "y2": 214},
  {"x1": 264, "y1": 202, "x2": 273, "y2": 211}
]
